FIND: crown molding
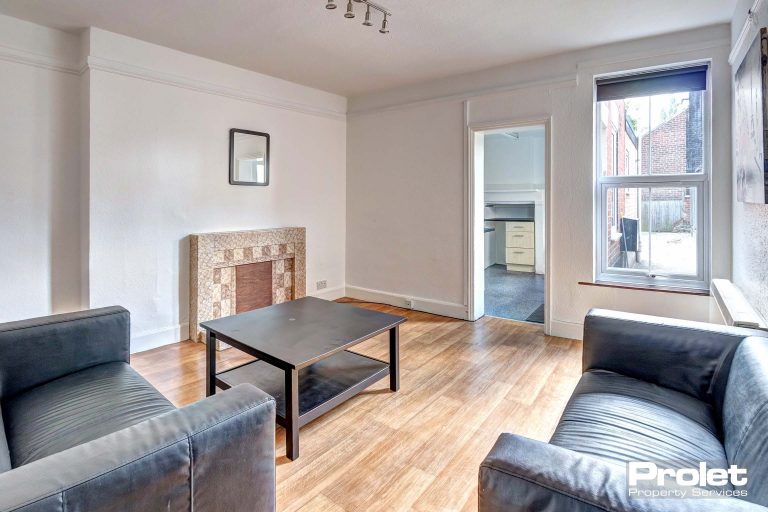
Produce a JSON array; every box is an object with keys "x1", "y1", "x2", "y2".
[
  {"x1": 348, "y1": 75, "x2": 577, "y2": 116},
  {"x1": 730, "y1": 0, "x2": 766, "y2": 66},
  {"x1": 85, "y1": 56, "x2": 346, "y2": 119},
  {"x1": 0, "y1": 43, "x2": 82, "y2": 75},
  {"x1": 0, "y1": 44, "x2": 345, "y2": 119},
  {"x1": 577, "y1": 38, "x2": 730, "y2": 72}
]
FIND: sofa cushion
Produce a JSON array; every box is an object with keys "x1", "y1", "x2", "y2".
[
  {"x1": 723, "y1": 337, "x2": 768, "y2": 506},
  {"x1": 550, "y1": 370, "x2": 728, "y2": 472},
  {"x1": 2, "y1": 362, "x2": 175, "y2": 467}
]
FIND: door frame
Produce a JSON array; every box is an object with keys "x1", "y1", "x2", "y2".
[{"x1": 465, "y1": 117, "x2": 552, "y2": 333}]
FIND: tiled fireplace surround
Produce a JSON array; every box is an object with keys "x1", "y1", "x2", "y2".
[{"x1": 189, "y1": 227, "x2": 306, "y2": 345}]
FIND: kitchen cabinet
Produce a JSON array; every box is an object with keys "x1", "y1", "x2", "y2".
[{"x1": 505, "y1": 221, "x2": 534, "y2": 272}]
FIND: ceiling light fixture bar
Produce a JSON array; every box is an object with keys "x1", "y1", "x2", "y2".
[
  {"x1": 325, "y1": 0, "x2": 392, "y2": 33},
  {"x1": 352, "y1": 0, "x2": 391, "y2": 17}
]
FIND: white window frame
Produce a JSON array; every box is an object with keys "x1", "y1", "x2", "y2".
[
  {"x1": 625, "y1": 148, "x2": 630, "y2": 175},
  {"x1": 594, "y1": 64, "x2": 711, "y2": 291}
]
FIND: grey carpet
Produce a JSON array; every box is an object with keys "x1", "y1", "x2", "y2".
[
  {"x1": 484, "y1": 265, "x2": 544, "y2": 323},
  {"x1": 525, "y1": 304, "x2": 545, "y2": 323}
]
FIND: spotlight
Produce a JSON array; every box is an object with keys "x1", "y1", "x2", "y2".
[
  {"x1": 379, "y1": 13, "x2": 389, "y2": 33},
  {"x1": 326, "y1": 1, "x2": 391, "y2": 34}
]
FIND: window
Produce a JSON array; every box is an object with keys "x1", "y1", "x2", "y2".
[{"x1": 594, "y1": 65, "x2": 709, "y2": 291}]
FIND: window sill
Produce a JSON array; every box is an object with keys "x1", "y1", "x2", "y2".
[{"x1": 578, "y1": 280, "x2": 710, "y2": 296}]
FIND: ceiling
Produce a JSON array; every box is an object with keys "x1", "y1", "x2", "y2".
[{"x1": 0, "y1": 0, "x2": 736, "y2": 97}]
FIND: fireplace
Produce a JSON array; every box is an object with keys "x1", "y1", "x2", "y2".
[{"x1": 189, "y1": 227, "x2": 306, "y2": 345}]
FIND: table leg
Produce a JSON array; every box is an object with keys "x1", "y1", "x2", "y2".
[
  {"x1": 285, "y1": 367, "x2": 299, "y2": 460},
  {"x1": 205, "y1": 330, "x2": 216, "y2": 397},
  {"x1": 389, "y1": 325, "x2": 400, "y2": 392}
]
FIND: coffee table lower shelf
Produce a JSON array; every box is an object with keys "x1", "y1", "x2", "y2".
[{"x1": 215, "y1": 350, "x2": 389, "y2": 427}]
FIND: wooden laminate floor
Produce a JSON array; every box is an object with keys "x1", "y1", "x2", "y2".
[{"x1": 131, "y1": 300, "x2": 583, "y2": 512}]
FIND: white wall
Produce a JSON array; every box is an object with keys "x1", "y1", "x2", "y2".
[
  {"x1": 346, "y1": 101, "x2": 466, "y2": 316},
  {"x1": 347, "y1": 25, "x2": 731, "y2": 338},
  {"x1": 484, "y1": 131, "x2": 545, "y2": 187},
  {"x1": 0, "y1": 15, "x2": 83, "y2": 322},
  {"x1": 0, "y1": 18, "x2": 347, "y2": 352},
  {"x1": 85, "y1": 29, "x2": 347, "y2": 351},
  {"x1": 730, "y1": 0, "x2": 768, "y2": 323}
]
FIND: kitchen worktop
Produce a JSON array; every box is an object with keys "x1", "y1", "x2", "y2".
[{"x1": 484, "y1": 217, "x2": 534, "y2": 222}]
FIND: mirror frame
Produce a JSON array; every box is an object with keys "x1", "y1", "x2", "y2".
[{"x1": 229, "y1": 128, "x2": 270, "y2": 186}]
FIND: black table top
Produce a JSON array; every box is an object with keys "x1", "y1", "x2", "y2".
[{"x1": 200, "y1": 297, "x2": 406, "y2": 369}]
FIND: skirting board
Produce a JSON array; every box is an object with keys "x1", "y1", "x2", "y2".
[
  {"x1": 549, "y1": 319, "x2": 583, "y2": 341},
  {"x1": 130, "y1": 297, "x2": 576, "y2": 352},
  {"x1": 309, "y1": 286, "x2": 346, "y2": 301},
  {"x1": 132, "y1": 322, "x2": 190, "y2": 354},
  {"x1": 345, "y1": 285, "x2": 468, "y2": 320},
  {"x1": 129, "y1": 294, "x2": 577, "y2": 352},
  {"x1": 130, "y1": 287, "x2": 345, "y2": 354}
]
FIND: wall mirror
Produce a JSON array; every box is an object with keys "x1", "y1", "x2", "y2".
[{"x1": 229, "y1": 129, "x2": 270, "y2": 186}]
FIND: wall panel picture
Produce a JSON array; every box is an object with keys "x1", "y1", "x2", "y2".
[{"x1": 735, "y1": 27, "x2": 768, "y2": 204}]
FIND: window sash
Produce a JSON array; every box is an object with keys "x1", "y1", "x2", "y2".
[
  {"x1": 596, "y1": 91, "x2": 707, "y2": 178},
  {"x1": 598, "y1": 173, "x2": 707, "y2": 185},
  {"x1": 597, "y1": 182, "x2": 709, "y2": 290}
]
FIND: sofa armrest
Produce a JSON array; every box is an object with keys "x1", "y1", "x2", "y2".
[
  {"x1": 479, "y1": 434, "x2": 765, "y2": 512},
  {"x1": 583, "y1": 308, "x2": 763, "y2": 403},
  {"x1": 0, "y1": 384, "x2": 276, "y2": 512},
  {"x1": 0, "y1": 307, "x2": 130, "y2": 398}
]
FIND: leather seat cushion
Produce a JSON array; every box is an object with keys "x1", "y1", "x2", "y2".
[
  {"x1": 2, "y1": 362, "x2": 175, "y2": 467},
  {"x1": 550, "y1": 370, "x2": 728, "y2": 471}
]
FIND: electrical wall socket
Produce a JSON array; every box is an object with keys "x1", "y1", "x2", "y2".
[
  {"x1": 404, "y1": 298, "x2": 414, "y2": 309},
  {"x1": 316, "y1": 280, "x2": 327, "y2": 290}
]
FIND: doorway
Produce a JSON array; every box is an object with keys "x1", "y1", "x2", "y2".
[{"x1": 467, "y1": 119, "x2": 550, "y2": 328}]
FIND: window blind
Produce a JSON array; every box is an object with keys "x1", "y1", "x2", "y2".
[{"x1": 596, "y1": 65, "x2": 708, "y2": 102}]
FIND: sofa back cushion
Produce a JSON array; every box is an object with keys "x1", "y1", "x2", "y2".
[
  {"x1": 723, "y1": 336, "x2": 768, "y2": 506},
  {"x1": 0, "y1": 307, "x2": 129, "y2": 399},
  {"x1": 0, "y1": 409, "x2": 10, "y2": 474},
  {"x1": 583, "y1": 309, "x2": 750, "y2": 408}
]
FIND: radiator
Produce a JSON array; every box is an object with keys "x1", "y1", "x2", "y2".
[{"x1": 710, "y1": 279, "x2": 767, "y2": 330}]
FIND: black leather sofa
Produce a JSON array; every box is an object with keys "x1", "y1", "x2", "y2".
[
  {"x1": 0, "y1": 306, "x2": 276, "y2": 512},
  {"x1": 479, "y1": 309, "x2": 768, "y2": 511}
]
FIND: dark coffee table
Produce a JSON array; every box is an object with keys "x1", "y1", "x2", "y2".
[{"x1": 200, "y1": 296, "x2": 406, "y2": 460}]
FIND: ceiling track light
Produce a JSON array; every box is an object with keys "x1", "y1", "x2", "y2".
[
  {"x1": 326, "y1": 0, "x2": 392, "y2": 34},
  {"x1": 344, "y1": 0, "x2": 355, "y2": 18},
  {"x1": 379, "y1": 13, "x2": 389, "y2": 34}
]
